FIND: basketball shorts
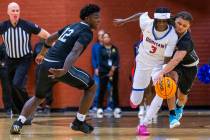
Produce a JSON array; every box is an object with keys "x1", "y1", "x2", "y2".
[
  {"x1": 35, "y1": 59, "x2": 94, "y2": 98},
  {"x1": 174, "y1": 64, "x2": 198, "y2": 95}
]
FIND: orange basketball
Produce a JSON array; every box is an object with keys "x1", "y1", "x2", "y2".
[{"x1": 155, "y1": 77, "x2": 177, "y2": 99}]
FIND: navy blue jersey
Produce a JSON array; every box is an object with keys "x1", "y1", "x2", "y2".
[
  {"x1": 0, "y1": 19, "x2": 41, "y2": 58},
  {"x1": 175, "y1": 31, "x2": 199, "y2": 65},
  {"x1": 46, "y1": 22, "x2": 93, "y2": 62}
]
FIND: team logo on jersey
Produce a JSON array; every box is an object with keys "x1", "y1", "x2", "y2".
[{"x1": 146, "y1": 37, "x2": 165, "y2": 48}]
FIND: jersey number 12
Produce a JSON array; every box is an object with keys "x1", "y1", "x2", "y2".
[{"x1": 59, "y1": 28, "x2": 74, "y2": 43}]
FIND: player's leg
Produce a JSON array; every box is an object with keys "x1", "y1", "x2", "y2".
[
  {"x1": 59, "y1": 66, "x2": 96, "y2": 134},
  {"x1": 175, "y1": 66, "x2": 198, "y2": 121},
  {"x1": 138, "y1": 67, "x2": 164, "y2": 135},
  {"x1": 10, "y1": 61, "x2": 57, "y2": 134},
  {"x1": 166, "y1": 71, "x2": 180, "y2": 128},
  {"x1": 130, "y1": 63, "x2": 152, "y2": 108}
]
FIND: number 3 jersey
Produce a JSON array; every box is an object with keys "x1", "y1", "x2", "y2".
[
  {"x1": 136, "y1": 12, "x2": 178, "y2": 69},
  {"x1": 45, "y1": 22, "x2": 93, "y2": 62}
]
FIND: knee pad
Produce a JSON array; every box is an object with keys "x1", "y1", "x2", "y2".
[{"x1": 130, "y1": 90, "x2": 144, "y2": 106}]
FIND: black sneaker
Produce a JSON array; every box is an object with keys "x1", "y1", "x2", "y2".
[
  {"x1": 10, "y1": 120, "x2": 23, "y2": 134},
  {"x1": 70, "y1": 118, "x2": 94, "y2": 134}
]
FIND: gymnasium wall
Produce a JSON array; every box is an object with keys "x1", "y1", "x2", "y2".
[{"x1": 0, "y1": 0, "x2": 209, "y2": 109}]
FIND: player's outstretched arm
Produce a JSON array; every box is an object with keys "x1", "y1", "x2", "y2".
[{"x1": 113, "y1": 12, "x2": 143, "y2": 26}]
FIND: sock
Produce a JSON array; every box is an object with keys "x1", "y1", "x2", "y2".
[
  {"x1": 17, "y1": 115, "x2": 27, "y2": 124},
  {"x1": 170, "y1": 110, "x2": 176, "y2": 116},
  {"x1": 130, "y1": 90, "x2": 144, "y2": 106},
  {"x1": 76, "y1": 112, "x2": 86, "y2": 122},
  {"x1": 142, "y1": 95, "x2": 163, "y2": 126},
  {"x1": 140, "y1": 106, "x2": 144, "y2": 111},
  {"x1": 176, "y1": 102, "x2": 184, "y2": 109}
]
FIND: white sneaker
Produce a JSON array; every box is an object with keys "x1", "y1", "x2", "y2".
[
  {"x1": 113, "y1": 108, "x2": 122, "y2": 118},
  {"x1": 96, "y1": 108, "x2": 103, "y2": 118}
]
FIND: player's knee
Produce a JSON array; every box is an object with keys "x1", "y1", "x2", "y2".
[{"x1": 130, "y1": 90, "x2": 144, "y2": 105}]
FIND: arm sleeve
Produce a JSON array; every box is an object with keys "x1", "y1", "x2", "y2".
[
  {"x1": 139, "y1": 12, "x2": 153, "y2": 31},
  {"x1": 164, "y1": 32, "x2": 178, "y2": 57},
  {"x1": 77, "y1": 31, "x2": 93, "y2": 47},
  {"x1": 26, "y1": 21, "x2": 41, "y2": 34}
]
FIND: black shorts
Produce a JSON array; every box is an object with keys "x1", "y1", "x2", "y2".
[
  {"x1": 35, "y1": 60, "x2": 94, "y2": 98},
  {"x1": 174, "y1": 64, "x2": 198, "y2": 95}
]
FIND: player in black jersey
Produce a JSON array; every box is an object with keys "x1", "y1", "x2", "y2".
[
  {"x1": 10, "y1": 4, "x2": 100, "y2": 134},
  {"x1": 154, "y1": 11, "x2": 199, "y2": 128}
]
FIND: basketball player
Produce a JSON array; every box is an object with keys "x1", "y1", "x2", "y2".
[
  {"x1": 153, "y1": 11, "x2": 199, "y2": 128},
  {"x1": 114, "y1": 7, "x2": 178, "y2": 135},
  {"x1": 10, "y1": 4, "x2": 100, "y2": 134},
  {"x1": 140, "y1": 11, "x2": 199, "y2": 135}
]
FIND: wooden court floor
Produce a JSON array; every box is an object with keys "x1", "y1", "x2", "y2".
[{"x1": 1, "y1": 111, "x2": 210, "y2": 140}]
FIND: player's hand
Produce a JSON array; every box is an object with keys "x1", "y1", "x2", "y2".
[
  {"x1": 35, "y1": 53, "x2": 45, "y2": 64},
  {"x1": 48, "y1": 68, "x2": 67, "y2": 79},
  {"x1": 153, "y1": 71, "x2": 164, "y2": 85},
  {"x1": 113, "y1": 18, "x2": 126, "y2": 26}
]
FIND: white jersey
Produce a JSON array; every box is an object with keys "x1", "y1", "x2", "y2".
[{"x1": 136, "y1": 12, "x2": 178, "y2": 69}]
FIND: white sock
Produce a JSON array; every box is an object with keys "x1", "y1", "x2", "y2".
[
  {"x1": 17, "y1": 115, "x2": 27, "y2": 124},
  {"x1": 139, "y1": 106, "x2": 144, "y2": 112},
  {"x1": 142, "y1": 95, "x2": 163, "y2": 126},
  {"x1": 130, "y1": 90, "x2": 144, "y2": 106},
  {"x1": 76, "y1": 112, "x2": 86, "y2": 122}
]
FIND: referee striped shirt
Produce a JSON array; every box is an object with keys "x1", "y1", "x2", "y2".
[{"x1": 0, "y1": 19, "x2": 41, "y2": 58}]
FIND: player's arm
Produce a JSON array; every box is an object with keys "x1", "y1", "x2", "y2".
[
  {"x1": 35, "y1": 32, "x2": 60, "y2": 64},
  {"x1": 48, "y1": 41, "x2": 84, "y2": 79},
  {"x1": 62, "y1": 41, "x2": 84, "y2": 72},
  {"x1": 162, "y1": 50, "x2": 187, "y2": 74},
  {"x1": 113, "y1": 12, "x2": 143, "y2": 26}
]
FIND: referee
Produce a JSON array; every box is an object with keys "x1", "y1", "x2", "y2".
[{"x1": 0, "y1": 2, "x2": 50, "y2": 114}]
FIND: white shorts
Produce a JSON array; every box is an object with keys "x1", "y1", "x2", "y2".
[{"x1": 132, "y1": 60, "x2": 162, "y2": 90}]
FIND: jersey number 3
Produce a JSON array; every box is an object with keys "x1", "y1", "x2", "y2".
[
  {"x1": 149, "y1": 45, "x2": 157, "y2": 53},
  {"x1": 59, "y1": 28, "x2": 74, "y2": 43}
]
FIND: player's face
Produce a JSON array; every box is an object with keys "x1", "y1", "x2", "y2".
[
  {"x1": 87, "y1": 12, "x2": 101, "y2": 30},
  {"x1": 155, "y1": 19, "x2": 168, "y2": 31},
  {"x1": 103, "y1": 33, "x2": 111, "y2": 45},
  {"x1": 175, "y1": 17, "x2": 190, "y2": 35},
  {"x1": 8, "y1": 4, "x2": 20, "y2": 23}
]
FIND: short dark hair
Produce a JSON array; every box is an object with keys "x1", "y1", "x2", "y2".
[
  {"x1": 155, "y1": 7, "x2": 170, "y2": 13},
  {"x1": 175, "y1": 11, "x2": 193, "y2": 22},
  {"x1": 80, "y1": 4, "x2": 100, "y2": 20}
]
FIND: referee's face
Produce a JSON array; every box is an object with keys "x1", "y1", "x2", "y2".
[{"x1": 7, "y1": 3, "x2": 20, "y2": 24}]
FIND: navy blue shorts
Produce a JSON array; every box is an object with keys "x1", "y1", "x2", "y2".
[{"x1": 35, "y1": 60, "x2": 94, "y2": 98}]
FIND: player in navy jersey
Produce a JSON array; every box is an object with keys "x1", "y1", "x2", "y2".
[
  {"x1": 10, "y1": 4, "x2": 100, "y2": 134},
  {"x1": 153, "y1": 11, "x2": 199, "y2": 128}
]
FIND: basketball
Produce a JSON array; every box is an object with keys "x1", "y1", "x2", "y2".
[{"x1": 155, "y1": 77, "x2": 177, "y2": 99}]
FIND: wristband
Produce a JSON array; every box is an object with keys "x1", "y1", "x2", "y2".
[{"x1": 44, "y1": 42, "x2": 51, "y2": 48}]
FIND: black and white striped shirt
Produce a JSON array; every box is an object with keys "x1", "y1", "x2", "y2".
[{"x1": 0, "y1": 19, "x2": 41, "y2": 58}]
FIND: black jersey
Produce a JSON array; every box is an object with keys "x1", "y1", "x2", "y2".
[
  {"x1": 46, "y1": 22, "x2": 93, "y2": 62},
  {"x1": 175, "y1": 31, "x2": 199, "y2": 65}
]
